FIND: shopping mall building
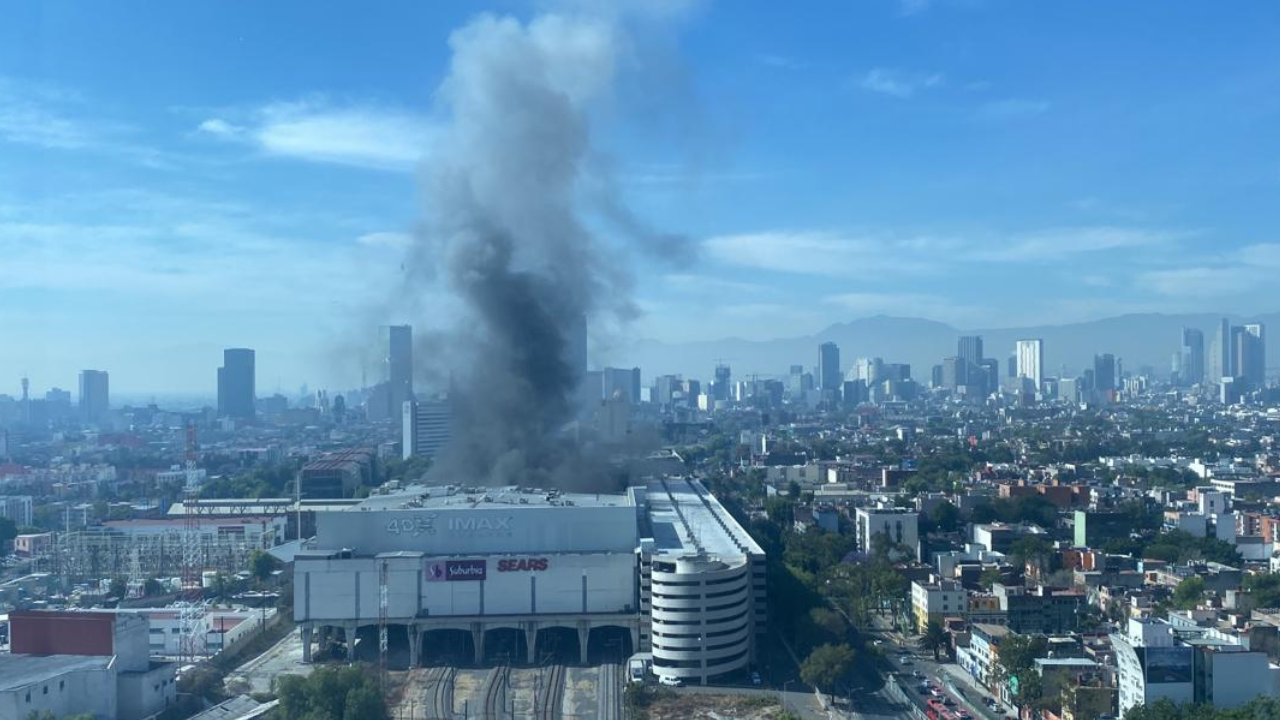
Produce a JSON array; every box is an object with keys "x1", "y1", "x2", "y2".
[{"x1": 294, "y1": 476, "x2": 766, "y2": 684}]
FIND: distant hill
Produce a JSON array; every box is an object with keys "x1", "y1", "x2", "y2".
[{"x1": 618, "y1": 312, "x2": 1280, "y2": 381}]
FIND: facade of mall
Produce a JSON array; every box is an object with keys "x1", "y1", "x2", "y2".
[{"x1": 293, "y1": 476, "x2": 767, "y2": 684}]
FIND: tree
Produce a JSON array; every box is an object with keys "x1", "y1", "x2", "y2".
[
  {"x1": 276, "y1": 666, "x2": 388, "y2": 720},
  {"x1": 920, "y1": 620, "x2": 948, "y2": 661},
  {"x1": 1009, "y1": 535, "x2": 1055, "y2": 575},
  {"x1": 0, "y1": 516, "x2": 16, "y2": 554},
  {"x1": 1172, "y1": 575, "x2": 1207, "y2": 610},
  {"x1": 249, "y1": 549, "x2": 276, "y2": 583},
  {"x1": 800, "y1": 643, "x2": 855, "y2": 699},
  {"x1": 930, "y1": 502, "x2": 963, "y2": 534},
  {"x1": 979, "y1": 566, "x2": 1004, "y2": 590},
  {"x1": 143, "y1": 578, "x2": 165, "y2": 596}
]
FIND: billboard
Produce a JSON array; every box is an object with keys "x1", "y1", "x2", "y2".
[
  {"x1": 426, "y1": 559, "x2": 487, "y2": 582},
  {"x1": 1144, "y1": 646, "x2": 1193, "y2": 684}
]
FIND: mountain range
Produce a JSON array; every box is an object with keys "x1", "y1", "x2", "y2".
[{"x1": 619, "y1": 312, "x2": 1280, "y2": 382}]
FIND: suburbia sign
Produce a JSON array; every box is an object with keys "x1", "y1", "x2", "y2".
[
  {"x1": 496, "y1": 558, "x2": 549, "y2": 572},
  {"x1": 426, "y1": 559, "x2": 487, "y2": 582}
]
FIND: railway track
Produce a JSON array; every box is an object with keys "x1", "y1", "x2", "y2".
[
  {"x1": 534, "y1": 664, "x2": 566, "y2": 720},
  {"x1": 597, "y1": 663, "x2": 622, "y2": 720},
  {"x1": 423, "y1": 666, "x2": 456, "y2": 720},
  {"x1": 481, "y1": 664, "x2": 510, "y2": 720}
]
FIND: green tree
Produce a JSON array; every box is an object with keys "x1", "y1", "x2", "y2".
[
  {"x1": 0, "y1": 516, "x2": 17, "y2": 554},
  {"x1": 979, "y1": 566, "x2": 1004, "y2": 590},
  {"x1": 920, "y1": 620, "x2": 948, "y2": 661},
  {"x1": 1172, "y1": 575, "x2": 1207, "y2": 610},
  {"x1": 276, "y1": 666, "x2": 388, "y2": 720},
  {"x1": 249, "y1": 549, "x2": 276, "y2": 583},
  {"x1": 929, "y1": 502, "x2": 963, "y2": 533},
  {"x1": 800, "y1": 643, "x2": 855, "y2": 700}
]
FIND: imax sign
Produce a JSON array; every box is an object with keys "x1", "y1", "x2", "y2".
[{"x1": 448, "y1": 516, "x2": 513, "y2": 533}]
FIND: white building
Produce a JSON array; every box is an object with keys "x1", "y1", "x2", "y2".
[
  {"x1": 0, "y1": 611, "x2": 176, "y2": 720},
  {"x1": 402, "y1": 399, "x2": 453, "y2": 460},
  {"x1": 854, "y1": 506, "x2": 919, "y2": 561},
  {"x1": 0, "y1": 495, "x2": 33, "y2": 528},
  {"x1": 1113, "y1": 617, "x2": 1280, "y2": 716},
  {"x1": 294, "y1": 477, "x2": 766, "y2": 685},
  {"x1": 1015, "y1": 339, "x2": 1044, "y2": 387},
  {"x1": 911, "y1": 577, "x2": 965, "y2": 632}
]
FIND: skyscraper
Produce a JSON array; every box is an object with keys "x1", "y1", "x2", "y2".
[
  {"x1": 1213, "y1": 317, "x2": 1233, "y2": 385},
  {"x1": 958, "y1": 336, "x2": 984, "y2": 368},
  {"x1": 381, "y1": 325, "x2": 414, "y2": 426},
  {"x1": 217, "y1": 348, "x2": 256, "y2": 420},
  {"x1": 78, "y1": 370, "x2": 109, "y2": 425},
  {"x1": 1237, "y1": 323, "x2": 1266, "y2": 389},
  {"x1": 818, "y1": 342, "x2": 841, "y2": 390},
  {"x1": 712, "y1": 364, "x2": 731, "y2": 402},
  {"x1": 1015, "y1": 339, "x2": 1044, "y2": 386},
  {"x1": 1093, "y1": 353, "x2": 1117, "y2": 393},
  {"x1": 1179, "y1": 328, "x2": 1205, "y2": 386},
  {"x1": 569, "y1": 314, "x2": 588, "y2": 378}
]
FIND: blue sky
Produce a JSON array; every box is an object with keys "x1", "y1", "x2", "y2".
[{"x1": 2, "y1": 1, "x2": 1279, "y2": 395}]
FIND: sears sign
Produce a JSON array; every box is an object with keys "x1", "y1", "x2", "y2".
[{"x1": 426, "y1": 559, "x2": 487, "y2": 582}]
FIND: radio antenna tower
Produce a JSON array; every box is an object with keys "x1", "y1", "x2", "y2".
[
  {"x1": 179, "y1": 421, "x2": 208, "y2": 663},
  {"x1": 125, "y1": 546, "x2": 144, "y2": 600}
]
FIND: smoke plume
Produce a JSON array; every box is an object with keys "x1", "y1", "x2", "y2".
[{"x1": 404, "y1": 11, "x2": 687, "y2": 488}]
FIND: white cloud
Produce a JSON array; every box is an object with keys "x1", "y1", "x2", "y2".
[
  {"x1": 859, "y1": 68, "x2": 944, "y2": 99},
  {"x1": 703, "y1": 231, "x2": 945, "y2": 277},
  {"x1": 990, "y1": 226, "x2": 1177, "y2": 262},
  {"x1": 1136, "y1": 267, "x2": 1265, "y2": 297},
  {"x1": 197, "y1": 100, "x2": 436, "y2": 171}
]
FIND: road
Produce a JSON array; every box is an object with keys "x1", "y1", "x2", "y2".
[{"x1": 869, "y1": 616, "x2": 1018, "y2": 720}]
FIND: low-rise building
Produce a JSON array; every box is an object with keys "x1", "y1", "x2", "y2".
[
  {"x1": 912, "y1": 577, "x2": 965, "y2": 633},
  {"x1": 855, "y1": 505, "x2": 919, "y2": 560}
]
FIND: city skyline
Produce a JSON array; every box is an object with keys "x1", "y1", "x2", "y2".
[{"x1": 4, "y1": 2, "x2": 1280, "y2": 392}]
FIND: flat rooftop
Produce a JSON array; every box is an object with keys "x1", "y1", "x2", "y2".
[
  {"x1": 646, "y1": 477, "x2": 763, "y2": 560},
  {"x1": 0, "y1": 654, "x2": 110, "y2": 691},
  {"x1": 350, "y1": 484, "x2": 633, "y2": 511}
]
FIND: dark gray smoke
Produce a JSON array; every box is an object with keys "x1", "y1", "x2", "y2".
[{"x1": 404, "y1": 11, "x2": 688, "y2": 488}]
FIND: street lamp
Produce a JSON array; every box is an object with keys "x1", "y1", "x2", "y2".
[{"x1": 781, "y1": 679, "x2": 795, "y2": 709}]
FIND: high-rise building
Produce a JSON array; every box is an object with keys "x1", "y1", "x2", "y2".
[
  {"x1": 1093, "y1": 353, "x2": 1117, "y2": 393},
  {"x1": 712, "y1": 364, "x2": 731, "y2": 402},
  {"x1": 1213, "y1": 317, "x2": 1233, "y2": 386},
  {"x1": 603, "y1": 367, "x2": 641, "y2": 404},
  {"x1": 1237, "y1": 323, "x2": 1266, "y2": 389},
  {"x1": 217, "y1": 348, "x2": 256, "y2": 420},
  {"x1": 1015, "y1": 339, "x2": 1044, "y2": 386},
  {"x1": 958, "y1": 336, "x2": 984, "y2": 368},
  {"x1": 403, "y1": 398, "x2": 452, "y2": 460},
  {"x1": 818, "y1": 342, "x2": 841, "y2": 390},
  {"x1": 381, "y1": 325, "x2": 414, "y2": 427},
  {"x1": 940, "y1": 357, "x2": 964, "y2": 391},
  {"x1": 1179, "y1": 328, "x2": 1205, "y2": 386},
  {"x1": 78, "y1": 370, "x2": 109, "y2": 425}
]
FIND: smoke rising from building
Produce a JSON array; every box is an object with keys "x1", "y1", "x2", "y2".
[{"x1": 403, "y1": 11, "x2": 687, "y2": 488}]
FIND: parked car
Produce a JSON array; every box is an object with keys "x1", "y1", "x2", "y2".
[
  {"x1": 658, "y1": 675, "x2": 683, "y2": 687},
  {"x1": 750, "y1": 671, "x2": 761, "y2": 686},
  {"x1": 900, "y1": 657, "x2": 914, "y2": 665}
]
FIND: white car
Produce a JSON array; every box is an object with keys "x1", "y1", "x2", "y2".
[
  {"x1": 658, "y1": 675, "x2": 683, "y2": 687},
  {"x1": 899, "y1": 657, "x2": 914, "y2": 666}
]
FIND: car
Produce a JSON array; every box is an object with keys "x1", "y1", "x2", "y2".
[
  {"x1": 750, "y1": 671, "x2": 761, "y2": 687},
  {"x1": 873, "y1": 639, "x2": 885, "y2": 646},
  {"x1": 930, "y1": 689, "x2": 943, "y2": 698},
  {"x1": 956, "y1": 711, "x2": 972, "y2": 720},
  {"x1": 943, "y1": 697, "x2": 955, "y2": 706},
  {"x1": 912, "y1": 670, "x2": 926, "y2": 679},
  {"x1": 900, "y1": 657, "x2": 913, "y2": 665},
  {"x1": 658, "y1": 675, "x2": 683, "y2": 687}
]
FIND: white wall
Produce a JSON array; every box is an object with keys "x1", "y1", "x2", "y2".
[
  {"x1": 297, "y1": 552, "x2": 637, "y2": 622},
  {"x1": 0, "y1": 665, "x2": 116, "y2": 720}
]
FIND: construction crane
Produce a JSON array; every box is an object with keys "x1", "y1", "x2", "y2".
[{"x1": 178, "y1": 421, "x2": 208, "y2": 663}]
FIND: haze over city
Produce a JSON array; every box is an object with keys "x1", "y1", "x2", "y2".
[{"x1": 4, "y1": 1, "x2": 1280, "y2": 394}]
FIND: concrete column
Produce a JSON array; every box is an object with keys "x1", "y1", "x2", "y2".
[
  {"x1": 472, "y1": 623, "x2": 486, "y2": 665},
  {"x1": 525, "y1": 623, "x2": 539, "y2": 665},
  {"x1": 301, "y1": 624, "x2": 314, "y2": 664},
  {"x1": 408, "y1": 624, "x2": 421, "y2": 668},
  {"x1": 630, "y1": 625, "x2": 641, "y2": 655},
  {"x1": 344, "y1": 623, "x2": 360, "y2": 657},
  {"x1": 577, "y1": 623, "x2": 590, "y2": 665}
]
